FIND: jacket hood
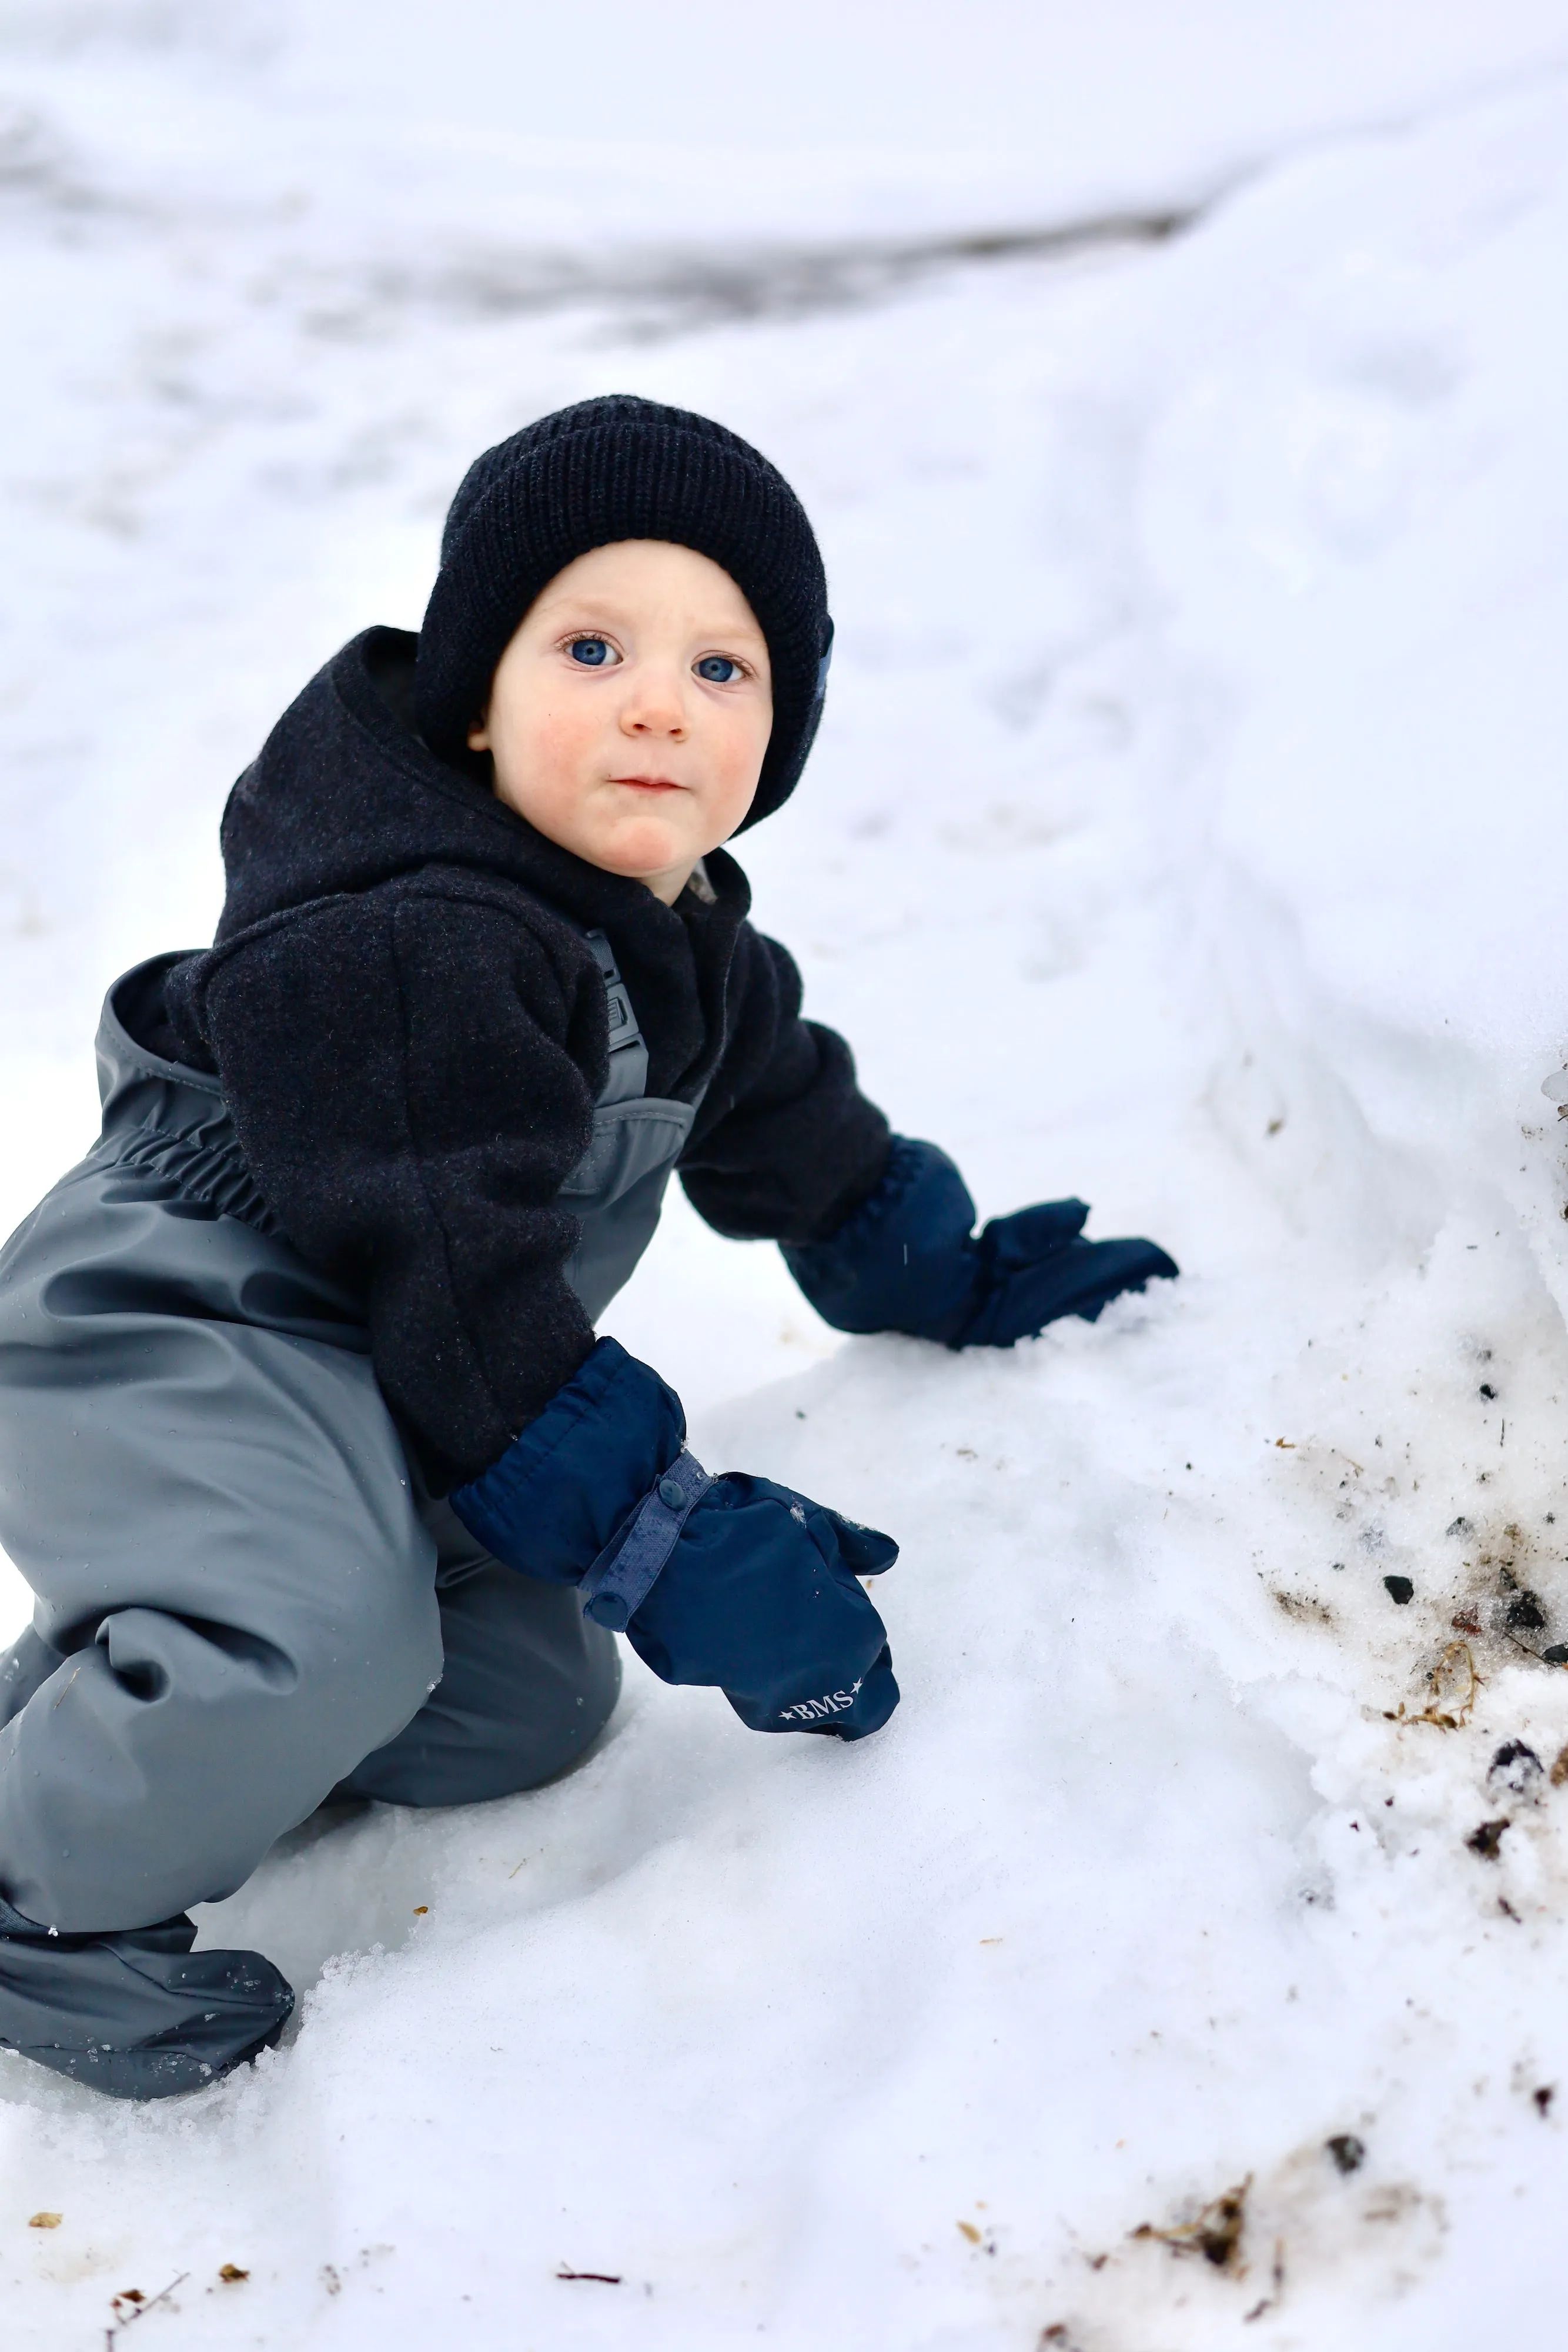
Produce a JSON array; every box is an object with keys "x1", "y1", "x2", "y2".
[{"x1": 208, "y1": 627, "x2": 753, "y2": 952}]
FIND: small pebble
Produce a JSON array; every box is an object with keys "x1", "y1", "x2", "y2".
[
  {"x1": 1489, "y1": 1741, "x2": 1543, "y2": 1797},
  {"x1": 1383, "y1": 1575, "x2": 1414, "y2": 1605}
]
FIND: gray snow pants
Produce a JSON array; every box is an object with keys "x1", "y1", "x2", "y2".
[{"x1": 0, "y1": 963, "x2": 674, "y2": 1935}]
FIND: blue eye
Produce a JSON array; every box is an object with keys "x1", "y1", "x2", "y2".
[
  {"x1": 696, "y1": 655, "x2": 742, "y2": 684},
  {"x1": 569, "y1": 637, "x2": 613, "y2": 666}
]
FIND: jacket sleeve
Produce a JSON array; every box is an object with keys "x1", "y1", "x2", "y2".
[
  {"x1": 678, "y1": 928, "x2": 891, "y2": 1245},
  {"x1": 178, "y1": 879, "x2": 604, "y2": 1488}
]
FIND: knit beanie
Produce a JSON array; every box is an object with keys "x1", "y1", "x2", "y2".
[{"x1": 414, "y1": 395, "x2": 833, "y2": 831}]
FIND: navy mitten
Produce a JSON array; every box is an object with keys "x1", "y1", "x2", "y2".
[
  {"x1": 450, "y1": 1339, "x2": 898, "y2": 1739},
  {"x1": 782, "y1": 1137, "x2": 1178, "y2": 1347},
  {"x1": 623, "y1": 1476, "x2": 897, "y2": 1737}
]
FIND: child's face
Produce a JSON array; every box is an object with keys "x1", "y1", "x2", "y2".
[{"x1": 469, "y1": 540, "x2": 773, "y2": 903}]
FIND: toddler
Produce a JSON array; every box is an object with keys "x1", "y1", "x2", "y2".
[{"x1": 0, "y1": 397, "x2": 1176, "y2": 2097}]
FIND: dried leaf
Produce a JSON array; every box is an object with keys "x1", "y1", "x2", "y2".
[
  {"x1": 1386, "y1": 1642, "x2": 1479, "y2": 1730},
  {"x1": 1429, "y1": 1641, "x2": 1477, "y2": 1719},
  {"x1": 218, "y1": 2263, "x2": 250, "y2": 2283},
  {"x1": 28, "y1": 2212, "x2": 62, "y2": 2230},
  {"x1": 1133, "y1": 2176, "x2": 1251, "y2": 2272},
  {"x1": 957, "y1": 2221, "x2": 982, "y2": 2244}
]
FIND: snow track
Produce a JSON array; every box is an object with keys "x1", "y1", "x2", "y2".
[{"x1": 3, "y1": 10, "x2": 1568, "y2": 2345}]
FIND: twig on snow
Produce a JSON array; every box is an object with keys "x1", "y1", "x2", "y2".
[{"x1": 105, "y1": 2272, "x2": 188, "y2": 2348}]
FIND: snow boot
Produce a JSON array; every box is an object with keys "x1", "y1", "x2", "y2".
[{"x1": 0, "y1": 1897, "x2": 293, "y2": 2099}]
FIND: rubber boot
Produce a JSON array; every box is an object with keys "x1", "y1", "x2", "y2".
[{"x1": 0, "y1": 1897, "x2": 293, "y2": 2099}]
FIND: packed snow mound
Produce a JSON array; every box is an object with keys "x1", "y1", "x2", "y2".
[
  {"x1": 2, "y1": 0, "x2": 1566, "y2": 250},
  {"x1": 3, "y1": 13, "x2": 1568, "y2": 2348}
]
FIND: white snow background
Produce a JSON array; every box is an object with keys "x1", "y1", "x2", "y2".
[{"x1": 3, "y1": 4, "x2": 1568, "y2": 2345}]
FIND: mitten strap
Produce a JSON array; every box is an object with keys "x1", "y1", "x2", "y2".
[{"x1": 580, "y1": 1448, "x2": 713, "y2": 1631}]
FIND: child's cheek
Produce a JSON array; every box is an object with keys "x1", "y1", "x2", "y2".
[
  {"x1": 522, "y1": 697, "x2": 601, "y2": 799},
  {"x1": 720, "y1": 707, "x2": 772, "y2": 807}
]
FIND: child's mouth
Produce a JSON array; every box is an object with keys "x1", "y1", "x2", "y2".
[{"x1": 613, "y1": 775, "x2": 684, "y2": 794}]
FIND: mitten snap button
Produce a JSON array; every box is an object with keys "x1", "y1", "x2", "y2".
[{"x1": 658, "y1": 1476, "x2": 685, "y2": 1509}]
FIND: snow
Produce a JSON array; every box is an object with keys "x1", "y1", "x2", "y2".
[{"x1": 5, "y1": 6, "x2": 1568, "y2": 2344}]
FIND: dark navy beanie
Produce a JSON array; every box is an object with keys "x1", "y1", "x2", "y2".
[{"x1": 414, "y1": 394, "x2": 833, "y2": 830}]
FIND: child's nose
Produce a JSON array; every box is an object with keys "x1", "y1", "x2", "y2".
[{"x1": 621, "y1": 673, "x2": 687, "y2": 737}]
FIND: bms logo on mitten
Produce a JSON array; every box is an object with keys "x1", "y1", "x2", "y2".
[{"x1": 778, "y1": 1681, "x2": 864, "y2": 1723}]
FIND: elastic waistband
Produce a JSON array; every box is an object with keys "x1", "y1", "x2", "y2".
[{"x1": 91, "y1": 1115, "x2": 282, "y2": 1238}]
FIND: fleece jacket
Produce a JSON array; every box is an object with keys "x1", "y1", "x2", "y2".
[{"x1": 163, "y1": 627, "x2": 891, "y2": 1488}]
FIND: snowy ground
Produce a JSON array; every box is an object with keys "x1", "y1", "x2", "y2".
[{"x1": 4, "y1": 6, "x2": 1568, "y2": 2347}]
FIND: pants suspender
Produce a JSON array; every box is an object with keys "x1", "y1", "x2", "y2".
[{"x1": 583, "y1": 930, "x2": 650, "y2": 1106}]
